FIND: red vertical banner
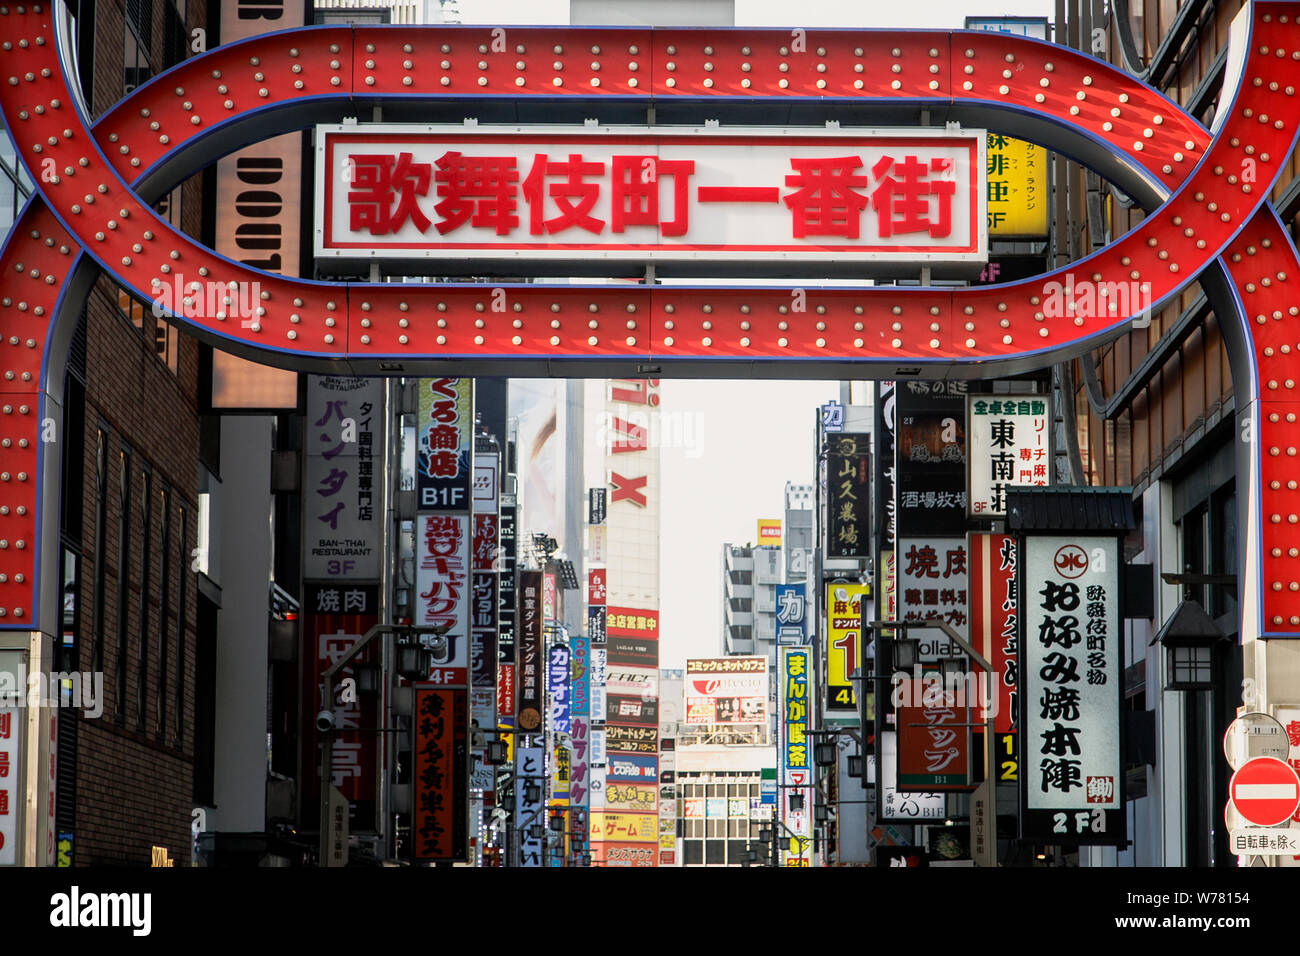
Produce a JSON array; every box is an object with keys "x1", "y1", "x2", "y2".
[
  {"x1": 968, "y1": 533, "x2": 1018, "y2": 735},
  {"x1": 895, "y1": 677, "x2": 971, "y2": 790},
  {"x1": 412, "y1": 684, "x2": 469, "y2": 862},
  {"x1": 300, "y1": 584, "x2": 380, "y2": 830}
]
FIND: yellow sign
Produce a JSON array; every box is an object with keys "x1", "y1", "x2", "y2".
[
  {"x1": 986, "y1": 133, "x2": 1048, "y2": 237},
  {"x1": 605, "y1": 783, "x2": 657, "y2": 811},
  {"x1": 825, "y1": 583, "x2": 871, "y2": 710},
  {"x1": 550, "y1": 745, "x2": 571, "y2": 802},
  {"x1": 757, "y1": 519, "x2": 783, "y2": 548},
  {"x1": 589, "y1": 811, "x2": 658, "y2": 843},
  {"x1": 659, "y1": 817, "x2": 676, "y2": 850}
]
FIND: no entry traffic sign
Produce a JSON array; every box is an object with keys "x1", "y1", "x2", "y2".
[{"x1": 1229, "y1": 757, "x2": 1300, "y2": 827}]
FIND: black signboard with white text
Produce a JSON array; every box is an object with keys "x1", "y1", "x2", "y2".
[
  {"x1": 896, "y1": 381, "x2": 967, "y2": 536},
  {"x1": 517, "y1": 569, "x2": 543, "y2": 732},
  {"x1": 827, "y1": 433, "x2": 871, "y2": 559},
  {"x1": 497, "y1": 501, "x2": 517, "y2": 663}
]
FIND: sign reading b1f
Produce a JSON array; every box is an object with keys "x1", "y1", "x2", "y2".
[{"x1": 417, "y1": 378, "x2": 473, "y2": 512}]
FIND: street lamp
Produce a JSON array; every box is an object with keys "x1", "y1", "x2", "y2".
[
  {"x1": 1152, "y1": 597, "x2": 1226, "y2": 691},
  {"x1": 814, "y1": 740, "x2": 838, "y2": 767}
]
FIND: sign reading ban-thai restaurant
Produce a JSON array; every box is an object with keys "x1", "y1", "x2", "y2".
[{"x1": 316, "y1": 125, "x2": 987, "y2": 270}]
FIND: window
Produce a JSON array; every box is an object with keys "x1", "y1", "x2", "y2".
[
  {"x1": 137, "y1": 465, "x2": 152, "y2": 730},
  {"x1": 123, "y1": 0, "x2": 153, "y2": 93},
  {"x1": 90, "y1": 427, "x2": 108, "y2": 677},
  {"x1": 158, "y1": 485, "x2": 170, "y2": 736},
  {"x1": 176, "y1": 505, "x2": 188, "y2": 746},
  {"x1": 117, "y1": 288, "x2": 145, "y2": 334},
  {"x1": 115, "y1": 447, "x2": 132, "y2": 721}
]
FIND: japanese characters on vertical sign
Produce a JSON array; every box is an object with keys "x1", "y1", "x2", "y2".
[
  {"x1": 471, "y1": 462, "x2": 499, "y2": 692},
  {"x1": 412, "y1": 684, "x2": 469, "y2": 863},
  {"x1": 516, "y1": 747, "x2": 545, "y2": 867},
  {"x1": 416, "y1": 378, "x2": 473, "y2": 512},
  {"x1": 416, "y1": 514, "x2": 471, "y2": 683},
  {"x1": 1020, "y1": 536, "x2": 1124, "y2": 843},
  {"x1": 1277, "y1": 707, "x2": 1300, "y2": 827},
  {"x1": 875, "y1": 382, "x2": 897, "y2": 555},
  {"x1": 588, "y1": 606, "x2": 607, "y2": 645},
  {"x1": 970, "y1": 533, "x2": 1019, "y2": 737},
  {"x1": 967, "y1": 396, "x2": 1051, "y2": 517},
  {"x1": 965, "y1": 17, "x2": 1050, "y2": 238},
  {"x1": 776, "y1": 583, "x2": 807, "y2": 645},
  {"x1": 548, "y1": 643, "x2": 572, "y2": 735},
  {"x1": 570, "y1": 635, "x2": 591, "y2": 849},
  {"x1": 590, "y1": 646, "x2": 607, "y2": 735},
  {"x1": 304, "y1": 377, "x2": 385, "y2": 579},
  {"x1": 600, "y1": 376, "x2": 660, "y2": 866},
  {"x1": 780, "y1": 646, "x2": 813, "y2": 866},
  {"x1": 827, "y1": 434, "x2": 871, "y2": 560},
  {"x1": 542, "y1": 573, "x2": 558, "y2": 623},
  {"x1": 894, "y1": 675, "x2": 971, "y2": 790},
  {"x1": 0, "y1": 651, "x2": 19, "y2": 865},
  {"x1": 517, "y1": 570, "x2": 544, "y2": 732},
  {"x1": 589, "y1": 487, "x2": 607, "y2": 526},
  {"x1": 896, "y1": 382, "x2": 968, "y2": 536},
  {"x1": 826, "y1": 583, "x2": 871, "y2": 711},
  {"x1": 497, "y1": 499, "x2": 517, "y2": 666},
  {"x1": 300, "y1": 584, "x2": 380, "y2": 832},
  {"x1": 983, "y1": 133, "x2": 1048, "y2": 236},
  {"x1": 898, "y1": 538, "x2": 969, "y2": 654},
  {"x1": 317, "y1": 127, "x2": 987, "y2": 269}
]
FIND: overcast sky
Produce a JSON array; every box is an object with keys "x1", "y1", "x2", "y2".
[
  {"x1": 456, "y1": 0, "x2": 1056, "y2": 29},
  {"x1": 460, "y1": 0, "x2": 1056, "y2": 667}
]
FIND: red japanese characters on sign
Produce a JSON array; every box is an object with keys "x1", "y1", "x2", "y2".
[
  {"x1": 318, "y1": 126, "x2": 986, "y2": 271},
  {"x1": 416, "y1": 514, "x2": 470, "y2": 683}
]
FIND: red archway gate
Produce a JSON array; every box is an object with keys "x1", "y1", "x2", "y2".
[{"x1": 0, "y1": 2, "x2": 1296, "y2": 648}]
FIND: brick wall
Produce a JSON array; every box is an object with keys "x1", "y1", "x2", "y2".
[{"x1": 70, "y1": 0, "x2": 209, "y2": 866}]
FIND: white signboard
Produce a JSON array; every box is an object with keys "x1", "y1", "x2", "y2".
[
  {"x1": 316, "y1": 125, "x2": 987, "y2": 271},
  {"x1": 879, "y1": 731, "x2": 946, "y2": 821},
  {"x1": 606, "y1": 667, "x2": 658, "y2": 699},
  {"x1": 896, "y1": 537, "x2": 969, "y2": 655},
  {"x1": 967, "y1": 395, "x2": 1051, "y2": 517},
  {"x1": 1021, "y1": 536, "x2": 1123, "y2": 843},
  {"x1": 516, "y1": 747, "x2": 546, "y2": 868},
  {"x1": 415, "y1": 514, "x2": 471, "y2": 676},
  {"x1": 304, "y1": 377, "x2": 385, "y2": 580}
]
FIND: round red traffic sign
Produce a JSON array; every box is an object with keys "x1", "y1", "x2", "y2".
[{"x1": 1229, "y1": 757, "x2": 1300, "y2": 827}]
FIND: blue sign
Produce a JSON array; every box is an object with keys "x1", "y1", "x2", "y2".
[
  {"x1": 821, "y1": 400, "x2": 844, "y2": 433},
  {"x1": 606, "y1": 752, "x2": 657, "y2": 783},
  {"x1": 548, "y1": 643, "x2": 571, "y2": 734},
  {"x1": 570, "y1": 637, "x2": 590, "y2": 718},
  {"x1": 775, "y1": 583, "x2": 807, "y2": 645}
]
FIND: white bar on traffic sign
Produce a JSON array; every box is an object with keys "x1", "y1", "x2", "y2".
[{"x1": 1236, "y1": 783, "x2": 1299, "y2": 800}]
